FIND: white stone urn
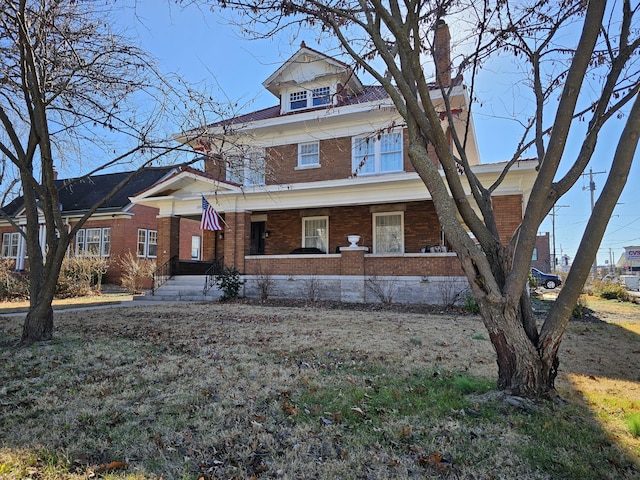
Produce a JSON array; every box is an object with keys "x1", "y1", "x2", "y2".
[{"x1": 347, "y1": 235, "x2": 361, "y2": 248}]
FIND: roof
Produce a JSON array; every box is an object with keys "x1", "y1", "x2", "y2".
[{"x1": 1, "y1": 167, "x2": 175, "y2": 217}]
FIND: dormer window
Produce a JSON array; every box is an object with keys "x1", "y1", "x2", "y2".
[
  {"x1": 290, "y1": 91, "x2": 308, "y2": 110},
  {"x1": 312, "y1": 87, "x2": 331, "y2": 106},
  {"x1": 289, "y1": 87, "x2": 332, "y2": 111}
]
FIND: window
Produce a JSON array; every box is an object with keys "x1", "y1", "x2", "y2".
[
  {"x1": 290, "y1": 91, "x2": 308, "y2": 110},
  {"x1": 226, "y1": 150, "x2": 265, "y2": 186},
  {"x1": 289, "y1": 87, "x2": 332, "y2": 111},
  {"x1": 298, "y1": 142, "x2": 320, "y2": 167},
  {"x1": 302, "y1": 216, "x2": 328, "y2": 253},
  {"x1": 373, "y1": 212, "x2": 404, "y2": 254},
  {"x1": 191, "y1": 235, "x2": 201, "y2": 260},
  {"x1": 76, "y1": 228, "x2": 110, "y2": 257},
  {"x1": 2, "y1": 232, "x2": 20, "y2": 258},
  {"x1": 312, "y1": 87, "x2": 331, "y2": 106},
  {"x1": 352, "y1": 130, "x2": 403, "y2": 175},
  {"x1": 532, "y1": 247, "x2": 538, "y2": 262},
  {"x1": 137, "y1": 229, "x2": 157, "y2": 258}
]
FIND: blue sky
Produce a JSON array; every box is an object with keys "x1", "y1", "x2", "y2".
[{"x1": 115, "y1": 1, "x2": 640, "y2": 268}]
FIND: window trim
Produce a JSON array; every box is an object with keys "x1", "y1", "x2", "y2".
[
  {"x1": 301, "y1": 215, "x2": 329, "y2": 254},
  {"x1": 297, "y1": 141, "x2": 320, "y2": 168},
  {"x1": 75, "y1": 227, "x2": 111, "y2": 257},
  {"x1": 226, "y1": 150, "x2": 266, "y2": 186},
  {"x1": 289, "y1": 90, "x2": 308, "y2": 111},
  {"x1": 1, "y1": 232, "x2": 20, "y2": 259},
  {"x1": 352, "y1": 129, "x2": 404, "y2": 176},
  {"x1": 137, "y1": 228, "x2": 158, "y2": 258},
  {"x1": 372, "y1": 211, "x2": 404, "y2": 254}
]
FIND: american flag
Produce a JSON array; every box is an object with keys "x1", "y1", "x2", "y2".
[{"x1": 200, "y1": 196, "x2": 223, "y2": 231}]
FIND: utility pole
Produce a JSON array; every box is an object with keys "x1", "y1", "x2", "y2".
[
  {"x1": 550, "y1": 204, "x2": 569, "y2": 271},
  {"x1": 582, "y1": 167, "x2": 607, "y2": 278}
]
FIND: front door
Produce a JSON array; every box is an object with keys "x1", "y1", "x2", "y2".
[{"x1": 250, "y1": 221, "x2": 265, "y2": 255}]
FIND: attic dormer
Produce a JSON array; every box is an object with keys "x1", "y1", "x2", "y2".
[{"x1": 262, "y1": 42, "x2": 364, "y2": 115}]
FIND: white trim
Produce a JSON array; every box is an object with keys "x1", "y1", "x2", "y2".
[
  {"x1": 302, "y1": 215, "x2": 329, "y2": 253},
  {"x1": 372, "y1": 211, "x2": 405, "y2": 254}
]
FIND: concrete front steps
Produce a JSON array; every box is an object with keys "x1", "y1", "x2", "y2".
[{"x1": 139, "y1": 275, "x2": 223, "y2": 302}]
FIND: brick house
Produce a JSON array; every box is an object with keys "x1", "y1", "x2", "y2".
[
  {"x1": 131, "y1": 23, "x2": 538, "y2": 303},
  {"x1": 0, "y1": 168, "x2": 202, "y2": 285},
  {"x1": 531, "y1": 233, "x2": 552, "y2": 272}
]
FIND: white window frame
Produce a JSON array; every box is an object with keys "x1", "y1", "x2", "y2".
[
  {"x1": 302, "y1": 216, "x2": 329, "y2": 253},
  {"x1": 226, "y1": 150, "x2": 266, "y2": 186},
  {"x1": 352, "y1": 130, "x2": 403, "y2": 176},
  {"x1": 75, "y1": 227, "x2": 111, "y2": 257},
  {"x1": 2, "y1": 232, "x2": 20, "y2": 259},
  {"x1": 372, "y1": 212, "x2": 404, "y2": 254},
  {"x1": 312, "y1": 87, "x2": 331, "y2": 106},
  {"x1": 297, "y1": 142, "x2": 320, "y2": 168},
  {"x1": 191, "y1": 235, "x2": 201, "y2": 260},
  {"x1": 137, "y1": 229, "x2": 157, "y2": 258},
  {"x1": 289, "y1": 90, "x2": 308, "y2": 111}
]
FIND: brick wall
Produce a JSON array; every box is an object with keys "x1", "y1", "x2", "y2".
[{"x1": 492, "y1": 195, "x2": 523, "y2": 242}]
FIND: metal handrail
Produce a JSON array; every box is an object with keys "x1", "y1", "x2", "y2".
[
  {"x1": 151, "y1": 255, "x2": 178, "y2": 295},
  {"x1": 203, "y1": 257, "x2": 224, "y2": 294}
]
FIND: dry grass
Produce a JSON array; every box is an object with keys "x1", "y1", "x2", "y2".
[{"x1": 0, "y1": 298, "x2": 639, "y2": 479}]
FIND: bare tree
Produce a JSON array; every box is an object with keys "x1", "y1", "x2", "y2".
[
  {"x1": 0, "y1": 0, "x2": 222, "y2": 343},
  {"x1": 200, "y1": 0, "x2": 640, "y2": 398}
]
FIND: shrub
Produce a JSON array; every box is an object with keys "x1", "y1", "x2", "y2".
[
  {"x1": 119, "y1": 252, "x2": 155, "y2": 294},
  {"x1": 572, "y1": 295, "x2": 588, "y2": 318},
  {"x1": 593, "y1": 280, "x2": 630, "y2": 302},
  {"x1": 216, "y1": 267, "x2": 244, "y2": 300},
  {"x1": 0, "y1": 259, "x2": 29, "y2": 300},
  {"x1": 625, "y1": 412, "x2": 640, "y2": 437},
  {"x1": 464, "y1": 292, "x2": 480, "y2": 314},
  {"x1": 56, "y1": 256, "x2": 109, "y2": 298}
]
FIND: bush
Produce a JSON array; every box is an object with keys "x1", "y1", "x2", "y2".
[
  {"x1": 216, "y1": 267, "x2": 244, "y2": 300},
  {"x1": 56, "y1": 256, "x2": 109, "y2": 298},
  {"x1": 0, "y1": 259, "x2": 29, "y2": 300},
  {"x1": 593, "y1": 280, "x2": 630, "y2": 302},
  {"x1": 572, "y1": 295, "x2": 588, "y2": 318},
  {"x1": 464, "y1": 292, "x2": 480, "y2": 314},
  {"x1": 119, "y1": 252, "x2": 155, "y2": 294}
]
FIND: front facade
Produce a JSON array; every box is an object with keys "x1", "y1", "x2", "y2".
[{"x1": 133, "y1": 25, "x2": 537, "y2": 304}]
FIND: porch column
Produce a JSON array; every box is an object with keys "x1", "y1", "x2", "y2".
[
  {"x1": 157, "y1": 215, "x2": 181, "y2": 267},
  {"x1": 223, "y1": 211, "x2": 251, "y2": 272}
]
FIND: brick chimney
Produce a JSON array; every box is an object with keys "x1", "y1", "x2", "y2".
[
  {"x1": 203, "y1": 154, "x2": 225, "y2": 179},
  {"x1": 434, "y1": 19, "x2": 451, "y2": 87}
]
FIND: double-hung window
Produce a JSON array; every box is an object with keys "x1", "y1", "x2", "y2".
[
  {"x1": 298, "y1": 142, "x2": 320, "y2": 168},
  {"x1": 290, "y1": 91, "x2": 308, "y2": 110},
  {"x1": 76, "y1": 227, "x2": 110, "y2": 257},
  {"x1": 137, "y1": 229, "x2": 157, "y2": 258},
  {"x1": 289, "y1": 87, "x2": 332, "y2": 111},
  {"x1": 312, "y1": 87, "x2": 331, "y2": 106},
  {"x1": 373, "y1": 212, "x2": 404, "y2": 254},
  {"x1": 302, "y1": 216, "x2": 328, "y2": 253},
  {"x1": 226, "y1": 150, "x2": 265, "y2": 186},
  {"x1": 1, "y1": 232, "x2": 20, "y2": 258},
  {"x1": 352, "y1": 130, "x2": 403, "y2": 175}
]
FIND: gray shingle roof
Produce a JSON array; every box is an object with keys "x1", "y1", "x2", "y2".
[{"x1": 1, "y1": 167, "x2": 175, "y2": 217}]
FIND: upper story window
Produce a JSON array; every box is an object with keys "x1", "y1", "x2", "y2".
[
  {"x1": 352, "y1": 130, "x2": 403, "y2": 176},
  {"x1": 76, "y1": 227, "x2": 110, "y2": 257},
  {"x1": 137, "y1": 229, "x2": 157, "y2": 258},
  {"x1": 2, "y1": 232, "x2": 20, "y2": 259},
  {"x1": 227, "y1": 150, "x2": 266, "y2": 186},
  {"x1": 289, "y1": 87, "x2": 332, "y2": 112},
  {"x1": 312, "y1": 87, "x2": 331, "y2": 106},
  {"x1": 298, "y1": 142, "x2": 320, "y2": 168}
]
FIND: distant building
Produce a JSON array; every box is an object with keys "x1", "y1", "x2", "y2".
[{"x1": 531, "y1": 233, "x2": 551, "y2": 272}]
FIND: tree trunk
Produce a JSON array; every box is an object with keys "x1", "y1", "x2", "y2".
[
  {"x1": 480, "y1": 298, "x2": 557, "y2": 397},
  {"x1": 21, "y1": 298, "x2": 54, "y2": 344}
]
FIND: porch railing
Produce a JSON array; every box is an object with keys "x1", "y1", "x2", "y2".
[
  {"x1": 203, "y1": 257, "x2": 224, "y2": 294},
  {"x1": 151, "y1": 255, "x2": 178, "y2": 295}
]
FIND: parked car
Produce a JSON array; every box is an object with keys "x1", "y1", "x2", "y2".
[{"x1": 531, "y1": 268, "x2": 562, "y2": 289}]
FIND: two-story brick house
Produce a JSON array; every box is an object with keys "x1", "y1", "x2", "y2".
[
  {"x1": 132, "y1": 23, "x2": 538, "y2": 303},
  {"x1": 0, "y1": 168, "x2": 202, "y2": 285}
]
